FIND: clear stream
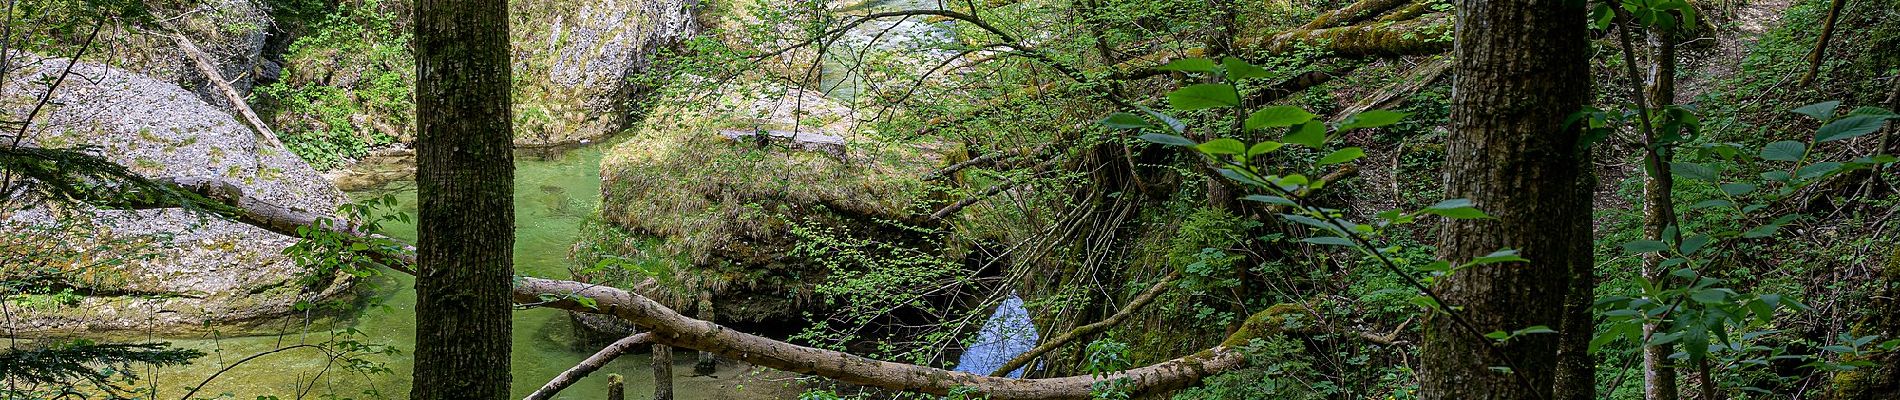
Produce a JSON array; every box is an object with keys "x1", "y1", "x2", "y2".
[
  {"x1": 140, "y1": 139, "x2": 778, "y2": 400},
  {"x1": 133, "y1": 0, "x2": 1041, "y2": 397}
]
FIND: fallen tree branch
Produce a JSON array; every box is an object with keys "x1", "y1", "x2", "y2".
[
  {"x1": 1300, "y1": 0, "x2": 1414, "y2": 30},
  {"x1": 169, "y1": 32, "x2": 285, "y2": 149},
  {"x1": 1329, "y1": 56, "x2": 1452, "y2": 123},
  {"x1": 989, "y1": 271, "x2": 1180, "y2": 377},
  {"x1": 514, "y1": 276, "x2": 1293, "y2": 399},
  {"x1": 523, "y1": 333, "x2": 654, "y2": 400}
]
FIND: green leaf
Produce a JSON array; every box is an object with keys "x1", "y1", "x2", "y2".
[
  {"x1": 1241, "y1": 195, "x2": 1297, "y2": 206},
  {"x1": 1197, "y1": 138, "x2": 1246, "y2": 155},
  {"x1": 1485, "y1": 330, "x2": 1510, "y2": 340},
  {"x1": 1689, "y1": 199, "x2": 1732, "y2": 209},
  {"x1": 1690, "y1": 289, "x2": 1728, "y2": 304},
  {"x1": 1100, "y1": 112, "x2": 1154, "y2": 130},
  {"x1": 1139, "y1": 133, "x2": 1198, "y2": 147},
  {"x1": 1622, "y1": 240, "x2": 1670, "y2": 255},
  {"x1": 1222, "y1": 56, "x2": 1269, "y2": 80},
  {"x1": 1467, "y1": 249, "x2": 1528, "y2": 266},
  {"x1": 1422, "y1": 199, "x2": 1492, "y2": 219},
  {"x1": 1139, "y1": 106, "x2": 1186, "y2": 133},
  {"x1": 1246, "y1": 106, "x2": 1317, "y2": 129},
  {"x1": 1515, "y1": 325, "x2": 1558, "y2": 335},
  {"x1": 1248, "y1": 141, "x2": 1285, "y2": 156},
  {"x1": 1157, "y1": 57, "x2": 1219, "y2": 73},
  {"x1": 1301, "y1": 236, "x2": 1357, "y2": 247},
  {"x1": 1679, "y1": 235, "x2": 1712, "y2": 255},
  {"x1": 1167, "y1": 83, "x2": 1240, "y2": 110},
  {"x1": 1670, "y1": 162, "x2": 1721, "y2": 180},
  {"x1": 1742, "y1": 224, "x2": 1780, "y2": 239},
  {"x1": 1338, "y1": 110, "x2": 1408, "y2": 131},
  {"x1": 1815, "y1": 115, "x2": 1889, "y2": 142},
  {"x1": 1719, "y1": 183, "x2": 1758, "y2": 196},
  {"x1": 1847, "y1": 106, "x2": 1899, "y2": 118},
  {"x1": 1285, "y1": 121, "x2": 1326, "y2": 147},
  {"x1": 1797, "y1": 162, "x2": 1843, "y2": 179},
  {"x1": 1317, "y1": 147, "x2": 1365, "y2": 165},
  {"x1": 1792, "y1": 101, "x2": 1841, "y2": 120},
  {"x1": 1759, "y1": 140, "x2": 1806, "y2": 161}
]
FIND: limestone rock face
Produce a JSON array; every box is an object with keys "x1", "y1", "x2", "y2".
[
  {"x1": 513, "y1": 0, "x2": 704, "y2": 146},
  {"x1": 1, "y1": 54, "x2": 348, "y2": 335},
  {"x1": 106, "y1": 0, "x2": 273, "y2": 112}
]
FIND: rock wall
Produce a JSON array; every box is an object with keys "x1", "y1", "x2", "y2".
[
  {"x1": 2, "y1": 54, "x2": 350, "y2": 335},
  {"x1": 513, "y1": 0, "x2": 705, "y2": 146}
]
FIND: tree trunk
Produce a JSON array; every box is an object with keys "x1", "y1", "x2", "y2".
[
  {"x1": 694, "y1": 290, "x2": 717, "y2": 375},
  {"x1": 653, "y1": 344, "x2": 675, "y2": 400},
  {"x1": 1421, "y1": 0, "x2": 1593, "y2": 398},
  {"x1": 609, "y1": 374, "x2": 626, "y2": 400},
  {"x1": 1642, "y1": 23, "x2": 1682, "y2": 400},
  {"x1": 410, "y1": 0, "x2": 515, "y2": 398}
]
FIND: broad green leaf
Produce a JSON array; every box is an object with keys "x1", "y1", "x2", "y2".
[
  {"x1": 1301, "y1": 236, "x2": 1357, "y2": 247},
  {"x1": 1157, "y1": 57, "x2": 1219, "y2": 73},
  {"x1": 1167, "y1": 83, "x2": 1240, "y2": 110},
  {"x1": 1797, "y1": 162, "x2": 1843, "y2": 179},
  {"x1": 1139, "y1": 106, "x2": 1186, "y2": 133},
  {"x1": 1815, "y1": 115, "x2": 1889, "y2": 143},
  {"x1": 1222, "y1": 56, "x2": 1270, "y2": 80},
  {"x1": 1485, "y1": 330, "x2": 1510, "y2": 340},
  {"x1": 1138, "y1": 133, "x2": 1198, "y2": 147},
  {"x1": 1100, "y1": 112, "x2": 1153, "y2": 129},
  {"x1": 1670, "y1": 162, "x2": 1721, "y2": 180},
  {"x1": 1217, "y1": 168, "x2": 1267, "y2": 187},
  {"x1": 1742, "y1": 224, "x2": 1780, "y2": 239},
  {"x1": 1277, "y1": 174, "x2": 1310, "y2": 191},
  {"x1": 1339, "y1": 110, "x2": 1409, "y2": 131},
  {"x1": 1248, "y1": 141, "x2": 1285, "y2": 156},
  {"x1": 1622, "y1": 240, "x2": 1670, "y2": 254},
  {"x1": 1759, "y1": 140, "x2": 1806, "y2": 161},
  {"x1": 1846, "y1": 106, "x2": 1899, "y2": 118},
  {"x1": 1719, "y1": 183, "x2": 1758, "y2": 196},
  {"x1": 1246, "y1": 106, "x2": 1317, "y2": 129},
  {"x1": 1423, "y1": 199, "x2": 1492, "y2": 219},
  {"x1": 1760, "y1": 171, "x2": 1792, "y2": 182},
  {"x1": 1317, "y1": 147, "x2": 1365, "y2": 165},
  {"x1": 1690, "y1": 289, "x2": 1728, "y2": 304},
  {"x1": 1679, "y1": 235, "x2": 1712, "y2": 255},
  {"x1": 1241, "y1": 195, "x2": 1297, "y2": 206},
  {"x1": 1792, "y1": 101, "x2": 1841, "y2": 120},
  {"x1": 1689, "y1": 199, "x2": 1732, "y2": 209},
  {"x1": 1467, "y1": 249, "x2": 1528, "y2": 266},
  {"x1": 1285, "y1": 121, "x2": 1326, "y2": 147},
  {"x1": 1197, "y1": 138, "x2": 1246, "y2": 155},
  {"x1": 1515, "y1": 325, "x2": 1558, "y2": 335}
]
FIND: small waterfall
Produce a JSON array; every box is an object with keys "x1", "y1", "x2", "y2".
[{"x1": 953, "y1": 295, "x2": 1039, "y2": 378}]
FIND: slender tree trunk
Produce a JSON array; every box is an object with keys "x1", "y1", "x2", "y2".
[
  {"x1": 1642, "y1": 23, "x2": 1682, "y2": 400},
  {"x1": 411, "y1": 0, "x2": 515, "y2": 398},
  {"x1": 1799, "y1": 0, "x2": 1848, "y2": 86},
  {"x1": 653, "y1": 344, "x2": 675, "y2": 400},
  {"x1": 694, "y1": 290, "x2": 717, "y2": 375},
  {"x1": 609, "y1": 374, "x2": 626, "y2": 400},
  {"x1": 1421, "y1": 0, "x2": 1593, "y2": 398}
]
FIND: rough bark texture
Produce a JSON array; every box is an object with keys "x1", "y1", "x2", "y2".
[
  {"x1": 653, "y1": 344, "x2": 675, "y2": 400},
  {"x1": 523, "y1": 334, "x2": 653, "y2": 400},
  {"x1": 411, "y1": 0, "x2": 517, "y2": 398},
  {"x1": 608, "y1": 374, "x2": 626, "y2": 400},
  {"x1": 1421, "y1": 0, "x2": 1593, "y2": 398},
  {"x1": 694, "y1": 290, "x2": 717, "y2": 375}
]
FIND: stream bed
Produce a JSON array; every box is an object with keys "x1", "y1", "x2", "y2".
[{"x1": 136, "y1": 138, "x2": 795, "y2": 400}]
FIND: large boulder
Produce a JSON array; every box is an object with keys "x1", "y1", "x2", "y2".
[
  {"x1": 102, "y1": 0, "x2": 273, "y2": 111},
  {"x1": 1, "y1": 54, "x2": 350, "y2": 336},
  {"x1": 512, "y1": 0, "x2": 705, "y2": 146}
]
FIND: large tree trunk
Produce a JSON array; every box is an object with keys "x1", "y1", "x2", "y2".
[
  {"x1": 1421, "y1": 0, "x2": 1593, "y2": 398},
  {"x1": 411, "y1": 0, "x2": 516, "y2": 398}
]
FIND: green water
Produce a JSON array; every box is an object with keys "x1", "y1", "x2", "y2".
[{"x1": 137, "y1": 139, "x2": 793, "y2": 400}]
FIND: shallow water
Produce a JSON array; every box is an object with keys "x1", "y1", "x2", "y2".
[
  {"x1": 952, "y1": 295, "x2": 1039, "y2": 378},
  {"x1": 133, "y1": 139, "x2": 792, "y2": 400}
]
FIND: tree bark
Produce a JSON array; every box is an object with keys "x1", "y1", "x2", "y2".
[
  {"x1": 653, "y1": 344, "x2": 675, "y2": 400},
  {"x1": 694, "y1": 290, "x2": 717, "y2": 375},
  {"x1": 1421, "y1": 0, "x2": 1593, "y2": 399},
  {"x1": 1641, "y1": 22, "x2": 1682, "y2": 400},
  {"x1": 608, "y1": 374, "x2": 626, "y2": 400},
  {"x1": 411, "y1": 0, "x2": 516, "y2": 398},
  {"x1": 1799, "y1": 0, "x2": 1848, "y2": 86}
]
